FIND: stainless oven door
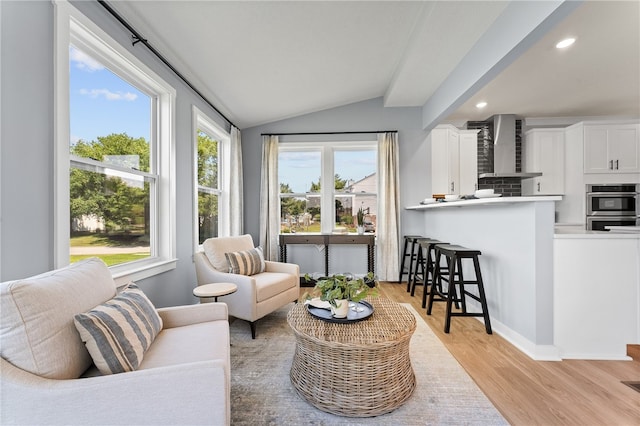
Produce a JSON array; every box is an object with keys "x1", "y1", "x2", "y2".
[
  {"x1": 586, "y1": 216, "x2": 639, "y2": 231},
  {"x1": 586, "y1": 192, "x2": 637, "y2": 216}
]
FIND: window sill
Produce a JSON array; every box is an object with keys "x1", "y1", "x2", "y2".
[{"x1": 111, "y1": 258, "x2": 178, "y2": 286}]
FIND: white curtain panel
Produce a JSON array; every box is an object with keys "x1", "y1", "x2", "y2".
[
  {"x1": 259, "y1": 135, "x2": 280, "y2": 261},
  {"x1": 377, "y1": 132, "x2": 400, "y2": 281},
  {"x1": 230, "y1": 126, "x2": 244, "y2": 236}
]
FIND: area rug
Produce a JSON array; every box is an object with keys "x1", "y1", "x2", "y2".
[{"x1": 229, "y1": 303, "x2": 508, "y2": 425}]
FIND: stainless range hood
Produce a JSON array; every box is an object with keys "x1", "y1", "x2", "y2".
[{"x1": 478, "y1": 114, "x2": 542, "y2": 179}]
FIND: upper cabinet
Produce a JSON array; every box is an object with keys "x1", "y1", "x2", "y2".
[
  {"x1": 522, "y1": 128, "x2": 565, "y2": 195},
  {"x1": 583, "y1": 123, "x2": 639, "y2": 173},
  {"x1": 430, "y1": 125, "x2": 478, "y2": 195}
]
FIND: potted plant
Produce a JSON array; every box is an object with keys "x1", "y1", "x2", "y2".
[
  {"x1": 356, "y1": 206, "x2": 365, "y2": 235},
  {"x1": 303, "y1": 272, "x2": 378, "y2": 318}
]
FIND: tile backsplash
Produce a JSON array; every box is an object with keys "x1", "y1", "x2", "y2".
[
  {"x1": 477, "y1": 177, "x2": 522, "y2": 197},
  {"x1": 467, "y1": 119, "x2": 523, "y2": 197}
]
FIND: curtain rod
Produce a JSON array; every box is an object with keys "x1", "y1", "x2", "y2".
[
  {"x1": 261, "y1": 130, "x2": 398, "y2": 136},
  {"x1": 97, "y1": 0, "x2": 237, "y2": 130}
]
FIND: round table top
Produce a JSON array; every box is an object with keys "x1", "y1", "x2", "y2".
[
  {"x1": 193, "y1": 282, "x2": 237, "y2": 298},
  {"x1": 287, "y1": 297, "x2": 416, "y2": 346}
]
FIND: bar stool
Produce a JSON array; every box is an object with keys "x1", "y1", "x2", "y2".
[
  {"x1": 398, "y1": 235, "x2": 422, "y2": 290},
  {"x1": 410, "y1": 238, "x2": 447, "y2": 308},
  {"x1": 429, "y1": 244, "x2": 492, "y2": 334}
]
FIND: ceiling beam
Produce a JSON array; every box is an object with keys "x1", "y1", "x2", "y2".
[{"x1": 421, "y1": 0, "x2": 582, "y2": 131}]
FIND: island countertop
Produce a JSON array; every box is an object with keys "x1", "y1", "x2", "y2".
[{"x1": 405, "y1": 195, "x2": 561, "y2": 210}]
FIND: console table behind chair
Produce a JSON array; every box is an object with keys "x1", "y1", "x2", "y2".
[{"x1": 278, "y1": 234, "x2": 375, "y2": 277}]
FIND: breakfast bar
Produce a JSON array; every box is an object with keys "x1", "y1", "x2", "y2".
[{"x1": 407, "y1": 196, "x2": 562, "y2": 360}]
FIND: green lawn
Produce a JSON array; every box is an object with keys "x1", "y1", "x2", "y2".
[
  {"x1": 70, "y1": 253, "x2": 149, "y2": 266},
  {"x1": 70, "y1": 233, "x2": 149, "y2": 266},
  {"x1": 70, "y1": 232, "x2": 147, "y2": 247}
]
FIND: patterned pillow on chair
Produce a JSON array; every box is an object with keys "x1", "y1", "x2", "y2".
[{"x1": 225, "y1": 247, "x2": 265, "y2": 276}]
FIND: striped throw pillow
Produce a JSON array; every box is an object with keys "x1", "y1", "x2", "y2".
[
  {"x1": 225, "y1": 246, "x2": 265, "y2": 276},
  {"x1": 73, "y1": 283, "x2": 163, "y2": 375}
]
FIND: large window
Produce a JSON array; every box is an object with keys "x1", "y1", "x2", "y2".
[
  {"x1": 55, "y1": 1, "x2": 176, "y2": 281},
  {"x1": 193, "y1": 107, "x2": 230, "y2": 245},
  {"x1": 279, "y1": 142, "x2": 377, "y2": 234}
]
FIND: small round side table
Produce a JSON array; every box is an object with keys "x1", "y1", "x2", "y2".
[{"x1": 193, "y1": 282, "x2": 237, "y2": 302}]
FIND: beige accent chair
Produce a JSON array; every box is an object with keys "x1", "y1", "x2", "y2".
[{"x1": 195, "y1": 234, "x2": 299, "y2": 339}]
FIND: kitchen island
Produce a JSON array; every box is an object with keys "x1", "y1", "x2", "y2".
[
  {"x1": 407, "y1": 196, "x2": 562, "y2": 360},
  {"x1": 407, "y1": 196, "x2": 639, "y2": 360},
  {"x1": 554, "y1": 226, "x2": 639, "y2": 360}
]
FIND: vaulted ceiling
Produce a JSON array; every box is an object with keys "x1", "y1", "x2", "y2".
[{"x1": 110, "y1": 1, "x2": 640, "y2": 129}]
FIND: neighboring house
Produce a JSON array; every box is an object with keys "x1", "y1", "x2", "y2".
[{"x1": 344, "y1": 173, "x2": 377, "y2": 228}]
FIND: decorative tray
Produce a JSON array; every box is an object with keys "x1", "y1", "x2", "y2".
[{"x1": 306, "y1": 300, "x2": 374, "y2": 323}]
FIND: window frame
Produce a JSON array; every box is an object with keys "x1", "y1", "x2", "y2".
[
  {"x1": 278, "y1": 140, "x2": 377, "y2": 234},
  {"x1": 54, "y1": 0, "x2": 177, "y2": 284},
  {"x1": 192, "y1": 106, "x2": 231, "y2": 250}
]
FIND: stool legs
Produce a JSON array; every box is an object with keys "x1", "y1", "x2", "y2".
[
  {"x1": 426, "y1": 250, "x2": 459, "y2": 314},
  {"x1": 405, "y1": 238, "x2": 419, "y2": 292},
  {"x1": 398, "y1": 237, "x2": 410, "y2": 283},
  {"x1": 443, "y1": 252, "x2": 492, "y2": 335},
  {"x1": 472, "y1": 256, "x2": 492, "y2": 334},
  {"x1": 410, "y1": 245, "x2": 425, "y2": 297}
]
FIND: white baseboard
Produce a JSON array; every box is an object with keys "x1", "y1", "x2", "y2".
[{"x1": 479, "y1": 317, "x2": 562, "y2": 361}]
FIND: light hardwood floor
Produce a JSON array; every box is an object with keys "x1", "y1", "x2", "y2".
[{"x1": 376, "y1": 281, "x2": 640, "y2": 425}]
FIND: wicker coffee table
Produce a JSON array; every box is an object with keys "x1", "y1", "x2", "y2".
[{"x1": 287, "y1": 297, "x2": 416, "y2": 417}]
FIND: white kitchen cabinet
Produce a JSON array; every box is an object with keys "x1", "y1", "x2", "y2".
[
  {"x1": 430, "y1": 125, "x2": 478, "y2": 195},
  {"x1": 522, "y1": 128, "x2": 565, "y2": 195},
  {"x1": 584, "y1": 123, "x2": 639, "y2": 173},
  {"x1": 459, "y1": 130, "x2": 479, "y2": 195}
]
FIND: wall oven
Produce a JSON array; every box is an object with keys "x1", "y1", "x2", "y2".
[{"x1": 586, "y1": 184, "x2": 639, "y2": 230}]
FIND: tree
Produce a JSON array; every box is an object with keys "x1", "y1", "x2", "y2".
[
  {"x1": 197, "y1": 132, "x2": 219, "y2": 241},
  {"x1": 280, "y1": 183, "x2": 306, "y2": 228},
  {"x1": 70, "y1": 133, "x2": 149, "y2": 234},
  {"x1": 309, "y1": 174, "x2": 348, "y2": 192}
]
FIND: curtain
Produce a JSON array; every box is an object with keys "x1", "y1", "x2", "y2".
[
  {"x1": 259, "y1": 135, "x2": 280, "y2": 260},
  {"x1": 229, "y1": 126, "x2": 243, "y2": 236},
  {"x1": 376, "y1": 132, "x2": 400, "y2": 281}
]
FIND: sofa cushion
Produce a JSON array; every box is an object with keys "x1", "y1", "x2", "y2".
[
  {"x1": 0, "y1": 257, "x2": 117, "y2": 379},
  {"x1": 203, "y1": 234, "x2": 254, "y2": 271},
  {"x1": 74, "y1": 283, "x2": 163, "y2": 375},
  {"x1": 225, "y1": 246, "x2": 265, "y2": 276},
  {"x1": 138, "y1": 320, "x2": 229, "y2": 371}
]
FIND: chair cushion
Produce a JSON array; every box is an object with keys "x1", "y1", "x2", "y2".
[
  {"x1": 253, "y1": 271, "x2": 298, "y2": 303},
  {"x1": 0, "y1": 258, "x2": 117, "y2": 379},
  {"x1": 74, "y1": 283, "x2": 163, "y2": 375},
  {"x1": 203, "y1": 234, "x2": 254, "y2": 271},
  {"x1": 225, "y1": 247, "x2": 265, "y2": 275}
]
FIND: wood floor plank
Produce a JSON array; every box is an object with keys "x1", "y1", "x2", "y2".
[{"x1": 373, "y1": 282, "x2": 640, "y2": 425}]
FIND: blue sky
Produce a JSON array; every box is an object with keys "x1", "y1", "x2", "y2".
[
  {"x1": 279, "y1": 150, "x2": 376, "y2": 193},
  {"x1": 69, "y1": 46, "x2": 150, "y2": 145}
]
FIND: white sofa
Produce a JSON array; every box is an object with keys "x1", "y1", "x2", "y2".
[{"x1": 1, "y1": 258, "x2": 230, "y2": 425}]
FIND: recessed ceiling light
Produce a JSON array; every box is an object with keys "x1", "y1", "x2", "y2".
[
  {"x1": 556, "y1": 37, "x2": 576, "y2": 49},
  {"x1": 476, "y1": 101, "x2": 487, "y2": 109}
]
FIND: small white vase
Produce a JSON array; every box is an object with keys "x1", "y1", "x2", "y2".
[
  {"x1": 357, "y1": 225, "x2": 364, "y2": 235},
  {"x1": 331, "y1": 299, "x2": 349, "y2": 318}
]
